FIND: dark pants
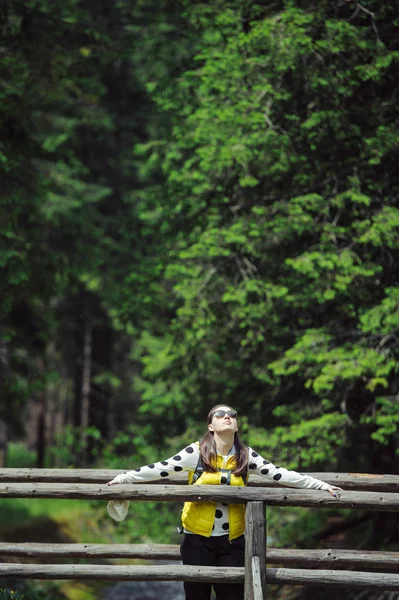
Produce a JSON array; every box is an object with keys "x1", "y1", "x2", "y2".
[{"x1": 180, "y1": 533, "x2": 245, "y2": 600}]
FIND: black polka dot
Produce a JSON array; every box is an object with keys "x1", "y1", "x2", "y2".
[
  {"x1": 134, "y1": 468, "x2": 141, "y2": 472},
  {"x1": 148, "y1": 464, "x2": 155, "y2": 469},
  {"x1": 123, "y1": 472, "x2": 127, "y2": 474},
  {"x1": 261, "y1": 469, "x2": 269, "y2": 475},
  {"x1": 215, "y1": 510, "x2": 223, "y2": 518},
  {"x1": 212, "y1": 525, "x2": 215, "y2": 530},
  {"x1": 263, "y1": 460, "x2": 270, "y2": 465},
  {"x1": 173, "y1": 455, "x2": 182, "y2": 461},
  {"x1": 221, "y1": 476, "x2": 227, "y2": 484},
  {"x1": 251, "y1": 451, "x2": 259, "y2": 457},
  {"x1": 275, "y1": 466, "x2": 281, "y2": 469},
  {"x1": 160, "y1": 471, "x2": 169, "y2": 477},
  {"x1": 185, "y1": 447, "x2": 194, "y2": 453},
  {"x1": 273, "y1": 473, "x2": 282, "y2": 481},
  {"x1": 174, "y1": 466, "x2": 183, "y2": 472},
  {"x1": 249, "y1": 463, "x2": 257, "y2": 470},
  {"x1": 161, "y1": 461, "x2": 168, "y2": 466},
  {"x1": 222, "y1": 523, "x2": 229, "y2": 531}
]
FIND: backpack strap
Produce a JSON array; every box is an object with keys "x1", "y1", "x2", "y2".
[
  {"x1": 191, "y1": 440, "x2": 204, "y2": 485},
  {"x1": 242, "y1": 446, "x2": 249, "y2": 485},
  {"x1": 190, "y1": 441, "x2": 249, "y2": 485}
]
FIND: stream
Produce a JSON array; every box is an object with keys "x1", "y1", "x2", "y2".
[
  {"x1": 100, "y1": 560, "x2": 220, "y2": 600},
  {"x1": 101, "y1": 580, "x2": 185, "y2": 600},
  {"x1": 100, "y1": 559, "x2": 186, "y2": 600}
]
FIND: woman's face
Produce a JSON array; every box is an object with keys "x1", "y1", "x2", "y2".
[{"x1": 208, "y1": 405, "x2": 238, "y2": 435}]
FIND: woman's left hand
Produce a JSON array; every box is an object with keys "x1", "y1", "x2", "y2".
[
  {"x1": 326, "y1": 485, "x2": 343, "y2": 497},
  {"x1": 107, "y1": 479, "x2": 120, "y2": 486}
]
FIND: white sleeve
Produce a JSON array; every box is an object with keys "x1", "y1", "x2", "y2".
[
  {"x1": 113, "y1": 442, "x2": 200, "y2": 484},
  {"x1": 248, "y1": 447, "x2": 330, "y2": 491}
]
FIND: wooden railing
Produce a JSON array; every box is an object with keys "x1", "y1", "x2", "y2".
[{"x1": 1, "y1": 469, "x2": 399, "y2": 599}]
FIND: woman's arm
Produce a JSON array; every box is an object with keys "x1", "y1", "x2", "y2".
[
  {"x1": 248, "y1": 447, "x2": 342, "y2": 496},
  {"x1": 107, "y1": 442, "x2": 200, "y2": 485}
]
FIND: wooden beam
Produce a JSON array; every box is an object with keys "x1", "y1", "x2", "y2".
[
  {"x1": 266, "y1": 567, "x2": 399, "y2": 589},
  {"x1": 1, "y1": 564, "x2": 399, "y2": 589},
  {"x1": 0, "y1": 469, "x2": 397, "y2": 492},
  {"x1": 266, "y1": 548, "x2": 399, "y2": 570},
  {"x1": 0, "y1": 544, "x2": 397, "y2": 571},
  {"x1": 0, "y1": 564, "x2": 243, "y2": 582},
  {"x1": 1, "y1": 483, "x2": 399, "y2": 512},
  {"x1": 251, "y1": 557, "x2": 263, "y2": 600},
  {"x1": 0, "y1": 542, "x2": 182, "y2": 559},
  {"x1": 245, "y1": 501, "x2": 266, "y2": 600}
]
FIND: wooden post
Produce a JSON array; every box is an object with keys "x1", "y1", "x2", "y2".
[{"x1": 245, "y1": 501, "x2": 266, "y2": 600}]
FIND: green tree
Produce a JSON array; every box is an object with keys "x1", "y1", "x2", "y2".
[{"x1": 130, "y1": 0, "x2": 399, "y2": 477}]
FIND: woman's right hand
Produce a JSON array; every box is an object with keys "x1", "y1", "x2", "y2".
[{"x1": 107, "y1": 479, "x2": 120, "y2": 486}]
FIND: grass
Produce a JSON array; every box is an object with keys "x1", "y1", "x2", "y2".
[
  {"x1": 5, "y1": 443, "x2": 36, "y2": 469},
  {"x1": 0, "y1": 499, "x2": 93, "y2": 533}
]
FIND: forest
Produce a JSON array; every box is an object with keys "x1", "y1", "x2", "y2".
[{"x1": 0, "y1": 0, "x2": 398, "y2": 599}]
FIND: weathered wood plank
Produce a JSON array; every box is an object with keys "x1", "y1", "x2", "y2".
[
  {"x1": 245, "y1": 502, "x2": 266, "y2": 600},
  {"x1": 0, "y1": 564, "x2": 243, "y2": 582},
  {"x1": 266, "y1": 567, "x2": 399, "y2": 589},
  {"x1": 251, "y1": 557, "x2": 264, "y2": 600},
  {"x1": 0, "y1": 483, "x2": 399, "y2": 511},
  {"x1": 266, "y1": 548, "x2": 399, "y2": 570},
  {"x1": 0, "y1": 470, "x2": 397, "y2": 492},
  {"x1": 0, "y1": 542, "x2": 181, "y2": 559},
  {"x1": 1, "y1": 564, "x2": 399, "y2": 589},
  {"x1": 0, "y1": 544, "x2": 397, "y2": 571}
]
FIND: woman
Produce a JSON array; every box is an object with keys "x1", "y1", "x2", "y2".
[{"x1": 107, "y1": 405, "x2": 342, "y2": 600}]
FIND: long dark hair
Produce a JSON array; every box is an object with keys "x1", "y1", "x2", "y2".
[{"x1": 199, "y1": 404, "x2": 248, "y2": 478}]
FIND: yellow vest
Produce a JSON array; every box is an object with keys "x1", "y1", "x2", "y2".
[{"x1": 181, "y1": 451, "x2": 246, "y2": 540}]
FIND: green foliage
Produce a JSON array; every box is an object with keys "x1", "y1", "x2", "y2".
[
  {"x1": 127, "y1": 0, "x2": 399, "y2": 481},
  {"x1": 0, "y1": 581, "x2": 66, "y2": 600},
  {"x1": 47, "y1": 426, "x2": 103, "y2": 467},
  {"x1": 5, "y1": 443, "x2": 36, "y2": 468},
  {"x1": 362, "y1": 396, "x2": 399, "y2": 448},
  {"x1": 0, "y1": 591, "x2": 24, "y2": 600},
  {"x1": 248, "y1": 411, "x2": 348, "y2": 469}
]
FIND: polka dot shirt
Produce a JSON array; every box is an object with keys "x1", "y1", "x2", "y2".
[{"x1": 113, "y1": 442, "x2": 330, "y2": 536}]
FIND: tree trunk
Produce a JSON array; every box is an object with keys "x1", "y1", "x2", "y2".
[
  {"x1": 36, "y1": 401, "x2": 45, "y2": 468},
  {"x1": 72, "y1": 289, "x2": 93, "y2": 466},
  {"x1": 80, "y1": 321, "x2": 92, "y2": 466},
  {"x1": 89, "y1": 317, "x2": 113, "y2": 457},
  {"x1": 36, "y1": 358, "x2": 47, "y2": 468},
  {"x1": 73, "y1": 292, "x2": 85, "y2": 430},
  {"x1": 0, "y1": 419, "x2": 7, "y2": 468},
  {"x1": 0, "y1": 338, "x2": 9, "y2": 467}
]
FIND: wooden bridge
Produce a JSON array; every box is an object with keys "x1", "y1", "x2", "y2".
[{"x1": 0, "y1": 469, "x2": 399, "y2": 599}]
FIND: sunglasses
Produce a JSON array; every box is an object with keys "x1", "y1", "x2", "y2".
[{"x1": 212, "y1": 410, "x2": 237, "y2": 419}]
